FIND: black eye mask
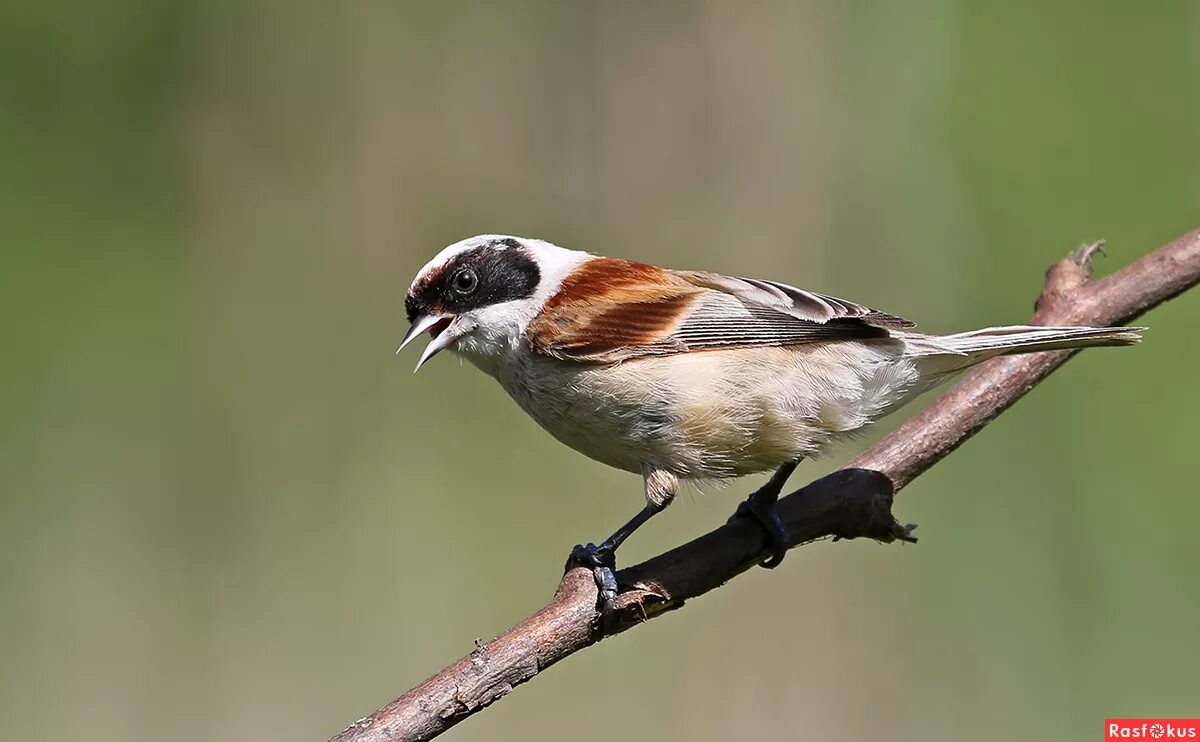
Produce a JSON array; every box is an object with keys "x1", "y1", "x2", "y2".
[{"x1": 405, "y1": 240, "x2": 542, "y2": 321}]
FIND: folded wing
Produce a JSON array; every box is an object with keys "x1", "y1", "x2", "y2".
[
  {"x1": 525, "y1": 258, "x2": 913, "y2": 363},
  {"x1": 682, "y1": 271, "x2": 914, "y2": 329}
]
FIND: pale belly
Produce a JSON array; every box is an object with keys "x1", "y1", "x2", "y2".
[{"x1": 472, "y1": 342, "x2": 925, "y2": 482}]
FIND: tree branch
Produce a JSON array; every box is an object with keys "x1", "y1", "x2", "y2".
[{"x1": 330, "y1": 227, "x2": 1200, "y2": 742}]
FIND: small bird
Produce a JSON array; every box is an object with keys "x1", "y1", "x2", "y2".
[{"x1": 400, "y1": 235, "x2": 1141, "y2": 595}]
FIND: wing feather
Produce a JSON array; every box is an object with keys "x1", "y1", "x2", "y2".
[
  {"x1": 525, "y1": 258, "x2": 912, "y2": 363},
  {"x1": 682, "y1": 272, "x2": 914, "y2": 328}
]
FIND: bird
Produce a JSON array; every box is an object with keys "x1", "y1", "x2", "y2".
[{"x1": 399, "y1": 234, "x2": 1142, "y2": 601}]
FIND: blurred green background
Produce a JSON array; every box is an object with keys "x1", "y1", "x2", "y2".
[{"x1": 2, "y1": 2, "x2": 1198, "y2": 741}]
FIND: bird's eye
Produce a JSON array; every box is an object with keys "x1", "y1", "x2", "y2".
[{"x1": 452, "y1": 268, "x2": 478, "y2": 294}]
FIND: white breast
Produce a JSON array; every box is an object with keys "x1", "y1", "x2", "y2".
[{"x1": 472, "y1": 339, "x2": 928, "y2": 482}]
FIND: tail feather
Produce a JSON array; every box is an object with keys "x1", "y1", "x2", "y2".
[{"x1": 904, "y1": 324, "x2": 1144, "y2": 369}]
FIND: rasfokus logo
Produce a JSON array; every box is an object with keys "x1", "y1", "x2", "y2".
[{"x1": 1106, "y1": 719, "x2": 1200, "y2": 740}]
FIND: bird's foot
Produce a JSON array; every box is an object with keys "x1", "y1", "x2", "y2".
[
  {"x1": 729, "y1": 491, "x2": 790, "y2": 569},
  {"x1": 565, "y1": 542, "x2": 618, "y2": 617}
]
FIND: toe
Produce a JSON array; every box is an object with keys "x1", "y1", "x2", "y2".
[
  {"x1": 565, "y1": 543, "x2": 617, "y2": 576},
  {"x1": 594, "y1": 566, "x2": 618, "y2": 614},
  {"x1": 760, "y1": 542, "x2": 787, "y2": 569}
]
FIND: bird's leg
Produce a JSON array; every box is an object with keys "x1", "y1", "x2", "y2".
[
  {"x1": 728, "y1": 460, "x2": 800, "y2": 569},
  {"x1": 566, "y1": 465, "x2": 677, "y2": 617},
  {"x1": 566, "y1": 505, "x2": 660, "y2": 611}
]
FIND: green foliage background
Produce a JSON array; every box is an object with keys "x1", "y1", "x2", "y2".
[{"x1": 2, "y1": 3, "x2": 1197, "y2": 741}]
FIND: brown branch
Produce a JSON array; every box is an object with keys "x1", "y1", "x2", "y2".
[{"x1": 330, "y1": 227, "x2": 1200, "y2": 742}]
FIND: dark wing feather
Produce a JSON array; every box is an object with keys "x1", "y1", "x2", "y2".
[
  {"x1": 654, "y1": 291, "x2": 888, "y2": 350},
  {"x1": 682, "y1": 272, "x2": 914, "y2": 328}
]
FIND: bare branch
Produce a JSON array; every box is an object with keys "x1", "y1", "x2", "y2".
[{"x1": 330, "y1": 227, "x2": 1200, "y2": 742}]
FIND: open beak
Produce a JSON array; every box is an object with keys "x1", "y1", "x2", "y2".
[{"x1": 396, "y1": 314, "x2": 457, "y2": 372}]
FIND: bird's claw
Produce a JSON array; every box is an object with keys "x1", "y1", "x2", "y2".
[
  {"x1": 566, "y1": 543, "x2": 618, "y2": 616},
  {"x1": 729, "y1": 494, "x2": 790, "y2": 569}
]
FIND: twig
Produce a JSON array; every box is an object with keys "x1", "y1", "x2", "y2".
[{"x1": 330, "y1": 227, "x2": 1200, "y2": 742}]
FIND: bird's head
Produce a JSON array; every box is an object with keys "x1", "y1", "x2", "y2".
[{"x1": 398, "y1": 234, "x2": 586, "y2": 370}]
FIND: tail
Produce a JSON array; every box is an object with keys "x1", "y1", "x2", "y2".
[{"x1": 905, "y1": 324, "x2": 1144, "y2": 373}]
